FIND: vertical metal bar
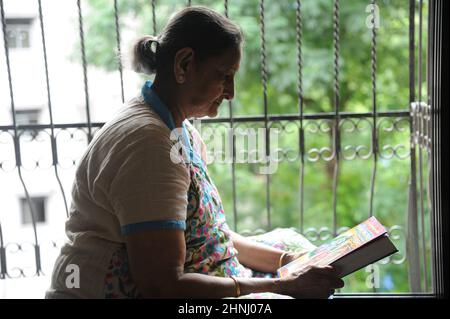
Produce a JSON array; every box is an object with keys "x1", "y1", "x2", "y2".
[
  {"x1": 259, "y1": 0, "x2": 271, "y2": 229},
  {"x1": 434, "y1": 0, "x2": 442, "y2": 296},
  {"x1": 430, "y1": 0, "x2": 440, "y2": 296},
  {"x1": 417, "y1": 0, "x2": 429, "y2": 292},
  {"x1": 428, "y1": 0, "x2": 444, "y2": 297},
  {"x1": 407, "y1": 0, "x2": 422, "y2": 292},
  {"x1": 332, "y1": 0, "x2": 340, "y2": 238},
  {"x1": 433, "y1": 1, "x2": 442, "y2": 294},
  {"x1": 368, "y1": 0, "x2": 379, "y2": 294},
  {"x1": 113, "y1": 0, "x2": 125, "y2": 103},
  {"x1": 187, "y1": 0, "x2": 192, "y2": 7},
  {"x1": 37, "y1": 0, "x2": 70, "y2": 221},
  {"x1": 427, "y1": 0, "x2": 436, "y2": 294},
  {"x1": 0, "y1": 222, "x2": 7, "y2": 279},
  {"x1": 0, "y1": 0, "x2": 41, "y2": 276},
  {"x1": 151, "y1": 0, "x2": 157, "y2": 36},
  {"x1": 224, "y1": 0, "x2": 238, "y2": 232},
  {"x1": 426, "y1": 0, "x2": 435, "y2": 294},
  {"x1": 368, "y1": 0, "x2": 378, "y2": 219},
  {"x1": 296, "y1": 0, "x2": 305, "y2": 234},
  {"x1": 77, "y1": 0, "x2": 92, "y2": 143}
]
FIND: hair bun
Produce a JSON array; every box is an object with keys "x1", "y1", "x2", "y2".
[
  {"x1": 131, "y1": 35, "x2": 159, "y2": 75},
  {"x1": 142, "y1": 36, "x2": 159, "y2": 56}
]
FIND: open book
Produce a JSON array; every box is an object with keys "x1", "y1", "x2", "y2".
[{"x1": 277, "y1": 216, "x2": 398, "y2": 278}]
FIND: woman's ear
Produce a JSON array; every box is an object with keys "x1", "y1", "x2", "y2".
[{"x1": 173, "y1": 47, "x2": 194, "y2": 84}]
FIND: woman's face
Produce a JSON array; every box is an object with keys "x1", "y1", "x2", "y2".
[{"x1": 185, "y1": 46, "x2": 241, "y2": 118}]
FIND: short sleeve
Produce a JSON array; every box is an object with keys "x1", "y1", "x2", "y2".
[{"x1": 109, "y1": 126, "x2": 190, "y2": 235}]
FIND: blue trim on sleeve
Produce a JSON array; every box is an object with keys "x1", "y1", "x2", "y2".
[{"x1": 121, "y1": 220, "x2": 186, "y2": 235}]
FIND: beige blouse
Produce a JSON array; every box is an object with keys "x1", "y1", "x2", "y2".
[{"x1": 46, "y1": 96, "x2": 190, "y2": 298}]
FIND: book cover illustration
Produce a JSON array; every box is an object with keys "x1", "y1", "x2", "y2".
[{"x1": 277, "y1": 216, "x2": 388, "y2": 278}]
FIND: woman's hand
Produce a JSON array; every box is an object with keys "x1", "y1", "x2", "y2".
[
  {"x1": 277, "y1": 265, "x2": 344, "y2": 299},
  {"x1": 280, "y1": 251, "x2": 309, "y2": 267}
]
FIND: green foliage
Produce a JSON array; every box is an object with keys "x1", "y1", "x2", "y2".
[{"x1": 81, "y1": 0, "x2": 431, "y2": 293}]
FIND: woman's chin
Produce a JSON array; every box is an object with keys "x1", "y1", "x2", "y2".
[
  {"x1": 207, "y1": 110, "x2": 219, "y2": 118},
  {"x1": 207, "y1": 104, "x2": 220, "y2": 117},
  {"x1": 193, "y1": 103, "x2": 220, "y2": 118}
]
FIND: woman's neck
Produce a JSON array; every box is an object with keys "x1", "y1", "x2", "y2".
[{"x1": 151, "y1": 78, "x2": 187, "y2": 128}]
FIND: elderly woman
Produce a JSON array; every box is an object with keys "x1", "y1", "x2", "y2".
[{"x1": 46, "y1": 6, "x2": 343, "y2": 299}]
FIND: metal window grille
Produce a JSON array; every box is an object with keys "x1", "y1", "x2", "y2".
[{"x1": 0, "y1": 0, "x2": 443, "y2": 296}]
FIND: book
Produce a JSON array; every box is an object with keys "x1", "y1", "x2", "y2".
[{"x1": 277, "y1": 216, "x2": 398, "y2": 278}]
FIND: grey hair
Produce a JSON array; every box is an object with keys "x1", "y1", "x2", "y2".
[
  {"x1": 130, "y1": 6, "x2": 243, "y2": 76},
  {"x1": 131, "y1": 35, "x2": 159, "y2": 75}
]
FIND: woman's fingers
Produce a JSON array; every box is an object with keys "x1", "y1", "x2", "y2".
[
  {"x1": 287, "y1": 265, "x2": 345, "y2": 298},
  {"x1": 309, "y1": 265, "x2": 339, "y2": 278},
  {"x1": 309, "y1": 266, "x2": 345, "y2": 289},
  {"x1": 336, "y1": 278, "x2": 345, "y2": 288}
]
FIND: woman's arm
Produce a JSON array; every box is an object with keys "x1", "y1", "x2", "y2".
[
  {"x1": 126, "y1": 228, "x2": 281, "y2": 298},
  {"x1": 227, "y1": 230, "x2": 295, "y2": 273},
  {"x1": 126, "y1": 228, "x2": 343, "y2": 298}
]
